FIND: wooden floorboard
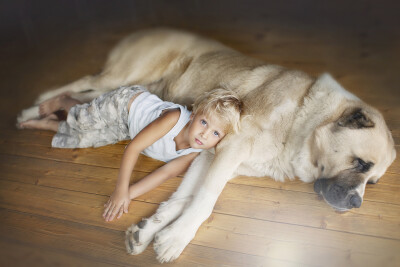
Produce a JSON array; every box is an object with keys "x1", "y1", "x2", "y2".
[
  {"x1": 2, "y1": 145, "x2": 400, "y2": 240},
  {"x1": 1, "y1": 1, "x2": 399, "y2": 266},
  {"x1": 0, "y1": 239, "x2": 116, "y2": 267},
  {"x1": 0, "y1": 209, "x2": 276, "y2": 267}
]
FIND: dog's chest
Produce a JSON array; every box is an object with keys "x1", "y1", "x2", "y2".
[
  {"x1": 236, "y1": 136, "x2": 288, "y2": 181},
  {"x1": 237, "y1": 159, "x2": 287, "y2": 182},
  {"x1": 235, "y1": 99, "x2": 298, "y2": 180}
]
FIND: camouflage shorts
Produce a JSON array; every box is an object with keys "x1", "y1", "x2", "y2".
[{"x1": 52, "y1": 85, "x2": 147, "y2": 148}]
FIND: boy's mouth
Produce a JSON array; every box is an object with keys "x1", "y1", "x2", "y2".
[{"x1": 195, "y1": 138, "x2": 203, "y2": 145}]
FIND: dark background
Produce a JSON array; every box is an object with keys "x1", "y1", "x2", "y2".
[
  {"x1": 2, "y1": 0, "x2": 399, "y2": 47},
  {"x1": 0, "y1": 0, "x2": 399, "y2": 125}
]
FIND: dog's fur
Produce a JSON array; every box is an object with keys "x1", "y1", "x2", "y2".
[{"x1": 18, "y1": 28, "x2": 396, "y2": 262}]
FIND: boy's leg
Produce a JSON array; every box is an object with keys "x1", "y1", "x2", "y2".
[
  {"x1": 39, "y1": 93, "x2": 82, "y2": 117},
  {"x1": 52, "y1": 86, "x2": 145, "y2": 148},
  {"x1": 18, "y1": 114, "x2": 60, "y2": 131}
]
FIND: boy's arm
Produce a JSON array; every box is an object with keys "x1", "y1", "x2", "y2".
[
  {"x1": 103, "y1": 109, "x2": 181, "y2": 222},
  {"x1": 129, "y1": 152, "x2": 199, "y2": 199}
]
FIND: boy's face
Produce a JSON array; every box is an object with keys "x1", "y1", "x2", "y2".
[{"x1": 188, "y1": 113, "x2": 226, "y2": 149}]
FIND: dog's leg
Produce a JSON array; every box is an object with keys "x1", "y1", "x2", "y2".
[
  {"x1": 153, "y1": 135, "x2": 249, "y2": 263},
  {"x1": 18, "y1": 72, "x2": 127, "y2": 123},
  {"x1": 125, "y1": 150, "x2": 214, "y2": 255},
  {"x1": 35, "y1": 72, "x2": 128, "y2": 103}
]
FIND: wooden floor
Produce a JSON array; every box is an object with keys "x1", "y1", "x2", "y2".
[{"x1": 1, "y1": 1, "x2": 399, "y2": 266}]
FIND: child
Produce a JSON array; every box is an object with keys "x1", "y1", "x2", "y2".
[{"x1": 19, "y1": 85, "x2": 242, "y2": 221}]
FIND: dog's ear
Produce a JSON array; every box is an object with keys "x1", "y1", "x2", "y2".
[{"x1": 337, "y1": 108, "x2": 375, "y2": 129}]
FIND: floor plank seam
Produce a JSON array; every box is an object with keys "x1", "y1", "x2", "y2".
[
  {"x1": 5, "y1": 171, "x2": 399, "y2": 208},
  {"x1": 4, "y1": 153, "x2": 399, "y2": 200},
  {"x1": 2, "y1": 178, "x2": 400, "y2": 236},
  {"x1": 186, "y1": 242, "x2": 310, "y2": 266},
  {"x1": 0, "y1": 228, "x2": 125, "y2": 267},
  {"x1": 0, "y1": 207, "x2": 124, "y2": 234},
  {"x1": 0, "y1": 151, "x2": 158, "y2": 173},
  {"x1": 207, "y1": 210, "x2": 400, "y2": 242}
]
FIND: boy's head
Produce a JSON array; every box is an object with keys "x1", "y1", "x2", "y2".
[{"x1": 192, "y1": 88, "x2": 243, "y2": 134}]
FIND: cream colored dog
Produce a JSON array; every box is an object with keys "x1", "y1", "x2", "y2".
[{"x1": 18, "y1": 28, "x2": 396, "y2": 262}]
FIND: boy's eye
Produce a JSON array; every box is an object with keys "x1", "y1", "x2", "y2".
[
  {"x1": 213, "y1": 131, "x2": 220, "y2": 137},
  {"x1": 200, "y1": 119, "x2": 207, "y2": 126}
]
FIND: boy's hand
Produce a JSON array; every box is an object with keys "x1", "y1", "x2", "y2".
[{"x1": 103, "y1": 189, "x2": 131, "y2": 222}]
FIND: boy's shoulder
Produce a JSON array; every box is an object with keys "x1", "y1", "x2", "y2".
[{"x1": 160, "y1": 108, "x2": 181, "y2": 125}]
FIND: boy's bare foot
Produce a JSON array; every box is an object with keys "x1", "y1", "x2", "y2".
[
  {"x1": 39, "y1": 93, "x2": 81, "y2": 117},
  {"x1": 39, "y1": 93, "x2": 68, "y2": 117},
  {"x1": 18, "y1": 114, "x2": 59, "y2": 131}
]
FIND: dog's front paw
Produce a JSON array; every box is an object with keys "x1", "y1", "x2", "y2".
[
  {"x1": 17, "y1": 106, "x2": 40, "y2": 124},
  {"x1": 153, "y1": 224, "x2": 195, "y2": 263},
  {"x1": 125, "y1": 219, "x2": 156, "y2": 255}
]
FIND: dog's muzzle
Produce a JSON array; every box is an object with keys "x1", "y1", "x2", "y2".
[{"x1": 314, "y1": 178, "x2": 362, "y2": 210}]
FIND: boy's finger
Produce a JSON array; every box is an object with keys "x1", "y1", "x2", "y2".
[
  {"x1": 117, "y1": 207, "x2": 123, "y2": 219},
  {"x1": 114, "y1": 204, "x2": 124, "y2": 220},
  {"x1": 103, "y1": 202, "x2": 110, "y2": 212},
  {"x1": 103, "y1": 202, "x2": 112, "y2": 217},
  {"x1": 102, "y1": 205, "x2": 110, "y2": 217},
  {"x1": 108, "y1": 204, "x2": 120, "y2": 221},
  {"x1": 106, "y1": 204, "x2": 116, "y2": 221},
  {"x1": 124, "y1": 202, "x2": 129, "y2": 213},
  {"x1": 110, "y1": 209, "x2": 118, "y2": 221}
]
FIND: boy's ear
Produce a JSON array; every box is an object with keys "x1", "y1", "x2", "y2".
[{"x1": 190, "y1": 113, "x2": 194, "y2": 120}]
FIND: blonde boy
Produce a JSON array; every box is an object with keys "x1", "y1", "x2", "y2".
[{"x1": 19, "y1": 85, "x2": 242, "y2": 221}]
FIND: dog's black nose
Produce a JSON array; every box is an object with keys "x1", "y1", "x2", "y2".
[{"x1": 349, "y1": 194, "x2": 362, "y2": 208}]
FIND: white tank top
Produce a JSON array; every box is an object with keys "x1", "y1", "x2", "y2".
[{"x1": 128, "y1": 91, "x2": 202, "y2": 162}]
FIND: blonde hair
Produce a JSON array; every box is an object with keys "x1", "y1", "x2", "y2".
[{"x1": 192, "y1": 88, "x2": 243, "y2": 133}]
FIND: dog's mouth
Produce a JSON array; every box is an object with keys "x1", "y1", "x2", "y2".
[{"x1": 316, "y1": 192, "x2": 351, "y2": 212}]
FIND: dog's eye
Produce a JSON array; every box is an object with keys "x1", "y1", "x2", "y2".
[{"x1": 354, "y1": 158, "x2": 374, "y2": 173}]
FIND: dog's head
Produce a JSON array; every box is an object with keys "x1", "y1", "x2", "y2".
[
  {"x1": 308, "y1": 76, "x2": 396, "y2": 211},
  {"x1": 311, "y1": 103, "x2": 396, "y2": 211}
]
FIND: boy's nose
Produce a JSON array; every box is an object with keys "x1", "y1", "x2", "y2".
[{"x1": 201, "y1": 130, "x2": 210, "y2": 139}]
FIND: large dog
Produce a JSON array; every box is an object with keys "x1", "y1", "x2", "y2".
[{"x1": 18, "y1": 28, "x2": 396, "y2": 262}]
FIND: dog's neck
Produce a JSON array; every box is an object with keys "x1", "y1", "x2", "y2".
[{"x1": 285, "y1": 74, "x2": 359, "y2": 182}]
